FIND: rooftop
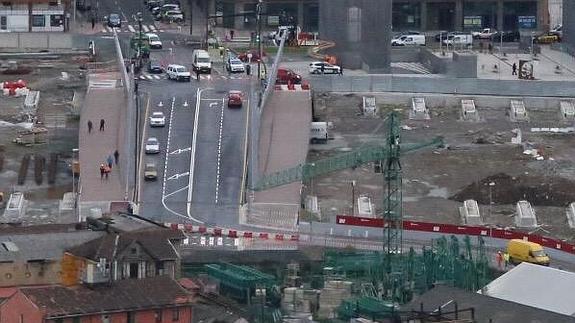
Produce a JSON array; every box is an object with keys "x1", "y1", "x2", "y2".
[
  {"x1": 480, "y1": 262, "x2": 575, "y2": 316},
  {"x1": 20, "y1": 276, "x2": 192, "y2": 318},
  {"x1": 404, "y1": 285, "x2": 575, "y2": 323}
]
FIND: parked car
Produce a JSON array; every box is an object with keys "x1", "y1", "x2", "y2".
[
  {"x1": 144, "y1": 162, "x2": 158, "y2": 180},
  {"x1": 149, "y1": 111, "x2": 166, "y2": 127},
  {"x1": 276, "y1": 68, "x2": 302, "y2": 85},
  {"x1": 435, "y1": 31, "x2": 467, "y2": 42},
  {"x1": 147, "y1": 59, "x2": 163, "y2": 74},
  {"x1": 549, "y1": 24, "x2": 562, "y2": 38},
  {"x1": 490, "y1": 31, "x2": 520, "y2": 42},
  {"x1": 166, "y1": 64, "x2": 191, "y2": 81},
  {"x1": 227, "y1": 90, "x2": 243, "y2": 108},
  {"x1": 309, "y1": 61, "x2": 341, "y2": 74},
  {"x1": 226, "y1": 58, "x2": 245, "y2": 73},
  {"x1": 146, "y1": 33, "x2": 162, "y2": 49},
  {"x1": 106, "y1": 13, "x2": 121, "y2": 28},
  {"x1": 442, "y1": 34, "x2": 473, "y2": 46},
  {"x1": 147, "y1": 0, "x2": 162, "y2": 9},
  {"x1": 145, "y1": 137, "x2": 160, "y2": 154},
  {"x1": 472, "y1": 28, "x2": 497, "y2": 39},
  {"x1": 163, "y1": 10, "x2": 184, "y2": 23}
]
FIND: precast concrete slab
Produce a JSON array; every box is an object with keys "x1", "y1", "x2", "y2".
[
  {"x1": 515, "y1": 200, "x2": 538, "y2": 228},
  {"x1": 509, "y1": 99, "x2": 529, "y2": 122},
  {"x1": 410, "y1": 97, "x2": 430, "y2": 120},
  {"x1": 559, "y1": 100, "x2": 575, "y2": 121},
  {"x1": 567, "y1": 203, "x2": 575, "y2": 229},
  {"x1": 459, "y1": 199, "x2": 482, "y2": 225},
  {"x1": 362, "y1": 96, "x2": 377, "y2": 117},
  {"x1": 460, "y1": 99, "x2": 480, "y2": 121}
]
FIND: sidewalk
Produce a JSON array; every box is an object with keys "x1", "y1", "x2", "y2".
[{"x1": 79, "y1": 72, "x2": 126, "y2": 206}]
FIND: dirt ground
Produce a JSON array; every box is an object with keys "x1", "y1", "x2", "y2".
[
  {"x1": 307, "y1": 92, "x2": 575, "y2": 242},
  {"x1": 0, "y1": 55, "x2": 88, "y2": 224}
]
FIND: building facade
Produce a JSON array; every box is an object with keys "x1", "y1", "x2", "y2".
[
  {"x1": 563, "y1": 0, "x2": 574, "y2": 54},
  {"x1": 0, "y1": 0, "x2": 70, "y2": 32},
  {"x1": 207, "y1": 0, "x2": 548, "y2": 32}
]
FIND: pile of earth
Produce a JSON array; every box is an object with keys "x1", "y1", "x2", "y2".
[{"x1": 450, "y1": 173, "x2": 575, "y2": 207}]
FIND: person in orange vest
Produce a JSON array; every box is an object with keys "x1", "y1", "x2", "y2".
[
  {"x1": 99, "y1": 164, "x2": 106, "y2": 180},
  {"x1": 496, "y1": 251, "x2": 503, "y2": 270}
]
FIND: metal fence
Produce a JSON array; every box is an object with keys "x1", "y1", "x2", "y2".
[{"x1": 309, "y1": 74, "x2": 575, "y2": 98}]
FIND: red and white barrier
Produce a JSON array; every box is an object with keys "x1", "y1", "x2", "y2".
[{"x1": 166, "y1": 223, "x2": 300, "y2": 242}]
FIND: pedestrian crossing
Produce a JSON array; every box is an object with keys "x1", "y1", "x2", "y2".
[
  {"x1": 391, "y1": 62, "x2": 432, "y2": 74},
  {"x1": 137, "y1": 73, "x2": 250, "y2": 81},
  {"x1": 101, "y1": 24, "x2": 164, "y2": 34}
]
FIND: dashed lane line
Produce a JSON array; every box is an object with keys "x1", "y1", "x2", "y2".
[{"x1": 215, "y1": 98, "x2": 225, "y2": 204}]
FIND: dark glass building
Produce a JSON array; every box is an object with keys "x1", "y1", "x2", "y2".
[{"x1": 564, "y1": 0, "x2": 575, "y2": 54}]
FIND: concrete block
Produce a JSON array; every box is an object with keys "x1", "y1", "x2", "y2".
[
  {"x1": 559, "y1": 100, "x2": 575, "y2": 121},
  {"x1": 18, "y1": 33, "x2": 48, "y2": 48},
  {"x1": 459, "y1": 199, "x2": 482, "y2": 225},
  {"x1": 515, "y1": 200, "x2": 537, "y2": 228},
  {"x1": 509, "y1": 99, "x2": 529, "y2": 122},
  {"x1": 47, "y1": 33, "x2": 73, "y2": 48},
  {"x1": 357, "y1": 195, "x2": 374, "y2": 217},
  {"x1": 567, "y1": 203, "x2": 575, "y2": 229},
  {"x1": 460, "y1": 99, "x2": 480, "y2": 121},
  {"x1": 362, "y1": 96, "x2": 377, "y2": 116},
  {"x1": 3, "y1": 192, "x2": 26, "y2": 218},
  {"x1": 0, "y1": 33, "x2": 20, "y2": 48},
  {"x1": 409, "y1": 97, "x2": 430, "y2": 120}
]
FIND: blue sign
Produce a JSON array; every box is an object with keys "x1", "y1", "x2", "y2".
[{"x1": 518, "y1": 16, "x2": 536, "y2": 29}]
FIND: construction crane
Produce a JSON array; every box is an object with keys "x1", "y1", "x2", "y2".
[{"x1": 252, "y1": 111, "x2": 443, "y2": 302}]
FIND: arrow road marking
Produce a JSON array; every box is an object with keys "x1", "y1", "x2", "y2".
[
  {"x1": 209, "y1": 102, "x2": 219, "y2": 108},
  {"x1": 183, "y1": 101, "x2": 189, "y2": 107},
  {"x1": 167, "y1": 172, "x2": 189, "y2": 181},
  {"x1": 158, "y1": 101, "x2": 163, "y2": 107},
  {"x1": 169, "y1": 147, "x2": 191, "y2": 155}
]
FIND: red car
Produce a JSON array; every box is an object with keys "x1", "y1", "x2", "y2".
[
  {"x1": 237, "y1": 50, "x2": 266, "y2": 63},
  {"x1": 227, "y1": 90, "x2": 243, "y2": 108},
  {"x1": 276, "y1": 68, "x2": 302, "y2": 85}
]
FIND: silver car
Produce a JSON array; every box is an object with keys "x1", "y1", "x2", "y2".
[{"x1": 145, "y1": 137, "x2": 160, "y2": 154}]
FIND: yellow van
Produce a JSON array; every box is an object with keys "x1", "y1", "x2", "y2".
[{"x1": 506, "y1": 239, "x2": 550, "y2": 266}]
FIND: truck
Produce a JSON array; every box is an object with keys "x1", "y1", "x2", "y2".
[
  {"x1": 506, "y1": 239, "x2": 550, "y2": 266},
  {"x1": 310, "y1": 122, "x2": 328, "y2": 144},
  {"x1": 130, "y1": 33, "x2": 150, "y2": 58},
  {"x1": 391, "y1": 34, "x2": 426, "y2": 46}
]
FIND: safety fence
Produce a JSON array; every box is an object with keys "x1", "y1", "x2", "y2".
[{"x1": 336, "y1": 215, "x2": 575, "y2": 255}]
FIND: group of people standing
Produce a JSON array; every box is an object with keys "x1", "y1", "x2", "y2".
[{"x1": 99, "y1": 151, "x2": 119, "y2": 180}]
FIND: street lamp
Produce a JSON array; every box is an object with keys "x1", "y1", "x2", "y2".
[
  {"x1": 530, "y1": 31, "x2": 536, "y2": 60},
  {"x1": 136, "y1": 12, "x2": 143, "y2": 69},
  {"x1": 351, "y1": 180, "x2": 356, "y2": 215},
  {"x1": 256, "y1": 0, "x2": 263, "y2": 80},
  {"x1": 488, "y1": 181, "x2": 495, "y2": 218}
]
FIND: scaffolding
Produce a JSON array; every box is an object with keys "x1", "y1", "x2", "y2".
[{"x1": 205, "y1": 263, "x2": 276, "y2": 304}]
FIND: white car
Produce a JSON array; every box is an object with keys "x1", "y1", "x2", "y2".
[
  {"x1": 472, "y1": 28, "x2": 497, "y2": 39},
  {"x1": 145, "y1": 137, "x2": 160, "y2": 154},
  {"x1": 166, "y1": 64, "x2": 191, "y2": 82},
  {"x1": 149, "y1": 111, "x2": 165, "y2": 127},
  {"x1": 163, "y1": 10, "x2": 184, "y2": 23},
  {"x1": 309, "y1": 61, "x2": 341, "y2": 74},
  {"x1": 146, "y1": 33, "x2": 162, "y2": 49},
  {"x1": 226, "y1": 58, "x2": 245, "y2": 73}
]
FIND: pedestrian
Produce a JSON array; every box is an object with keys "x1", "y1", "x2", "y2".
[
  {"x1": 113, "y1": 150, "x2": 119, "y2": 165},
  {"x1": 100, "y1": 164, "x2": 106, "y2": 180},
  {"x1": 479, "y1": 41, "x2": 484, "y2": 53},
  {"x1": 339, "y1": 64, "x2": 343, "y2": 75},
  {"x1": 107, "y1": 155, "x2": 113, "y2": 169},
  {"x1": 496, "y1": 251, "x2": 503, "y2": 270},
  {"x1": 87, "y1": 120, "x2": 93, "y2": 133},
  {"x1": 230, "y1": 29, "x2": 235, "y2": 40},
  {"x1": 245, "y1": 64, "x2": 251, "y2": 76},
  {"x1": 488, "y1": 43, "x2": 493, "y2": 54},
  {"x1": 91, "y1": 17, "x2": 95, "y2": 29},
  {"x1": 320, "y1": 64, "x2": 325, "y2": 74},
  {"x1": 512, "y1": 63, "x2": 517, "y2": 75},
  {"x1": 104, "y1": 165, "x2": 110, "y2": 180},
  {"x1": 99, "y1": 119, "x2": 105, "y2": 131},
  {"x1": 196, "y1": 70, "x2": 200, "y2": 81},
  {"x1": 503, "y1": 252, "x2": 510, "y2": 269}
]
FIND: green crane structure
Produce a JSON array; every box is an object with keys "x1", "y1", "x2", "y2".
[{"x1": 252, "y1": 111, "x2": 444, "y2": 303}]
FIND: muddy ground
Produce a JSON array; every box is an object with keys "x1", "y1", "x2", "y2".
[
  {"x1": 0, "y1": 56, "x2": 88, "y2": 224},
  {"x1": 306, "y1": 92, "x2": 575, "y2": 242}
]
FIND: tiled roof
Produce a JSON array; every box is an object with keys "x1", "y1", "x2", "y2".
[
  {"x1": 21, "y1": 276, "x2": 193, "y2": 318},
  {"x1": 67, "y1": 228, "x2": 184, "y2": 261}
]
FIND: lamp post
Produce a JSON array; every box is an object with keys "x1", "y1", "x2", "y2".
[
  {"x1": 351, "y1": 180, "x2": 356, "y2": 215},
  {"x1": 530, "y1": 31, "x2": 536, "y2": 60},
  {"x1": 136, "y1": 12, "x2": 143, "y2": 69},
  {"x1": 256, "y1": 0, "x2": 263, "y2": 80},
  {"x1": 488, "y1": 181, "x2": 495, "y2": 218},
  {"x1": 72, "y1": 148, "x2": 79, "y2": 221}
]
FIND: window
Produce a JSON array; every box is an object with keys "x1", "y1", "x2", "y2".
[
  {"x1": 131, "y1": 247, "x2": 137, "y2": 254},
  {"x1": 54, "y1": 319, "x2": 63, "y2": 323},
  {"x1": 155, "y1": 310, "x2": 162, "y2": 322},
  {"x1": 129, "y1": 263, "x2": 138, "y2": 278},
  {"x1": 0, "y1": 16, "x2": 6, "y2": 30},
  {"x1": 127, "y1": 312, "x2": 135, "y2": 323},
  {"x1": 172, "y1": 308, "x2": 179, "y2": 321},
  {"x1": 32, "y1": 15, "x2": 45, "y2": 27},
  {"x1": 50, "y1": 15, "x2": 63, "y2": 27},
  {"x1": 72, "y1": 318, "x2": 80, "y2": 323},
  {"x1": 102, "y1": 315, "x2": 110, "y2": 323}
]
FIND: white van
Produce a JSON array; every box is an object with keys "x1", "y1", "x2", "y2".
[
  {"x1": 310, "y1": 122, "x2": 328, "y2": 144},
  {"x1": 391, "y1": 35, "x2": 426, "y2": 46},
  {"x1": 192, "y1": 49, "x2": 212, "y2": 74},
  {"x1": 443, "y1": 34, "x2": 473, "y2": 46}
]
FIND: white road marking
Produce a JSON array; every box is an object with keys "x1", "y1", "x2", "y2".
[
  {"x1": 183, "y1": 101, "x2": 188, "y2": 107},
  {"x1": 215, "y1": 97, "x2": 225, "y2": 204},
  {"x1": 142, "y1": 25, "x2": 150, "y2": 32},
  {"x1": 154, "y1": 75, "x2": 161, "y2": 79},
  {"x1": 145, "y1": 74, "x2": 153, "y2": 80},
  {"x1": 169, "y1": 147, "x2": 191, "y2": 155},
  {"x1": 188, "y1": 88, "x2": 211, "y2": 221},
  {"x1": 149, "y1": 25, "x2": 157, "y2": 32},
  {"x1": 163, "y1": 185, "x2": 189, "y2": 198},
  {"x1": 209, "y1": 102, "x2": 218, "y2": 108},
  {"x1": 239, "y1": 94, "x2": 251, "y2": 205},
  {"x1": 128, "y1": 25, "x2": 135, "y2": 32},
  {"x1": 167, "y1": 172, "x2": 189, "y2": 180},
  {"x1": 158, "y1": 101, "x2": 163, "y2": 107}
]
